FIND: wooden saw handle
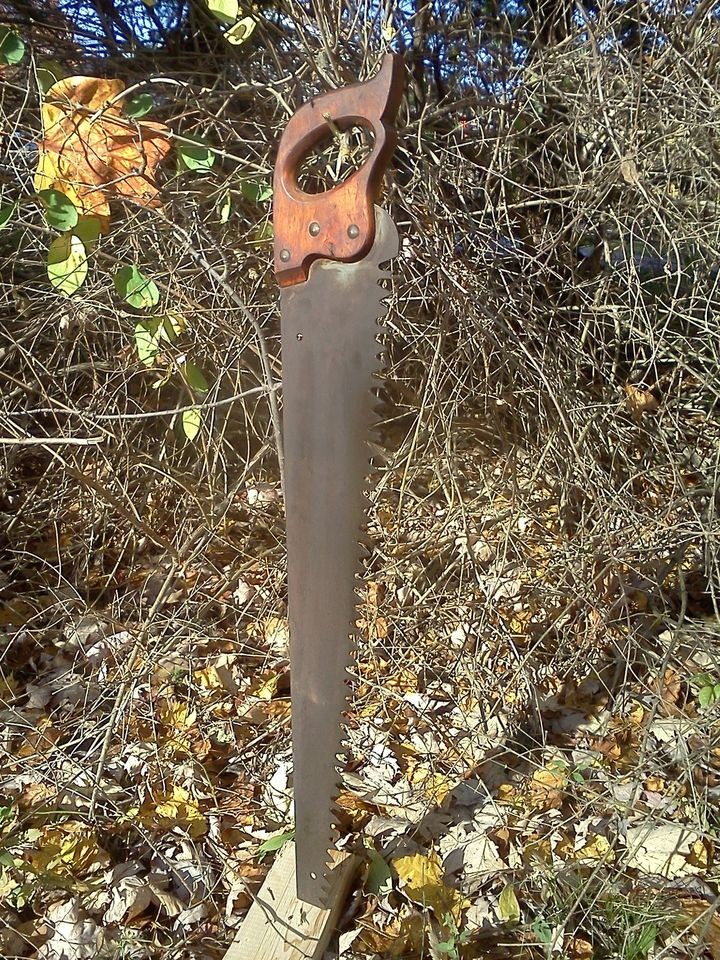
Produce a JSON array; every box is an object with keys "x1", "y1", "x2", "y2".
[{"x1": 273, "y1": 53, "x2": 404, "y2": 288}]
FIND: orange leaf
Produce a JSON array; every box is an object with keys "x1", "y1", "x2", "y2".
[{"x1": 35, "y1": 75, "x2": 171, "y2": 227}]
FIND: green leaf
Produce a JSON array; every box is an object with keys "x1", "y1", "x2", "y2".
[
  {"x1": 0, "y1": 28, "x2": 25, "y2": 66},
  {"x1": 498, "y1": 883, "x2": 520, "y2": 924},
  {"x1": 218, "y1": 192, "x2": 232, "y2": 224},
  {"x1": 39, "y1": 189, "x2": 79, "y2": 231},
  {"x1": 225, "y1": 15, "x2": 256, "y2": 44},
  {"x1": 698, "y1": 685, "x2": 716, "y2": 709},
  {"x1": 531, "y1": 917, "x2": 553, "y2": 944},
  {"x1": 47, "y1": 233, "x2": 88, "y2": 296},
  {"x1": 258, "y1": 828, "x2": 295, "y2": 858},
  {"x1": 207, "y1": 0, "x2": 238, "y2": 24},
  {"x1": 182, "y1": 407, "x2": 202, "y2": 441},
  {"x1": 182, "y1": 360, "x2": 209, "y2": 393},
  {"x1": 36, "y1": 59, "x2": 66, "y2": 94},
  {"x1": 366, "y1": 848, "x2": 392, "y2": 897},
  {"x1": 125, "y1": 93, "x2": 153, "y2": 119},
  {"x1": 134, "y1": 318, "x2": 163, "y2": 366},
  {"x1": 114, "y1": 265, "x2": 160, "y2": 309},
  {"x1": 160, "y1": 313, "x2": 185, "y2": 341},
  {"x1": 176, "y1": 136, "x2": 215, "y2": 173},
  {"x1": 73, "y1": 216, "x2": 102, "y2": 249},
  {"x1": 241, "y1": 179, "x2": 272, "y2": 203},
  {"x1": 0, "y1": 203, "x2": 16, "y2": 230}
]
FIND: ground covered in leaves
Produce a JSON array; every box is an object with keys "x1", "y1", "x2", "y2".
[
  {"x1": 2, "y1": 0, "x2": 720, "y2": 956},
  {"x1": 1, "y1": 448, "x2": 719, "y2": 959}
]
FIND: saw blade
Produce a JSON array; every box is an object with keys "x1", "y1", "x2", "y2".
[{"x1": 281, "y1": 205, "x2": 399, "y2": 906}]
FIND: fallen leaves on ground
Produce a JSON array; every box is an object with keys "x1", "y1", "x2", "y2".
[{"x1": 137, "y1": 785, "x2": 208, "y2": 837}]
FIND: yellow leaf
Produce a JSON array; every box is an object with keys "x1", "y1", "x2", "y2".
[
  {"x1": 47, "y1": 233, "x2": 88, "y2": 296},
  {"x1": 182, "y1": 407, "x2": 202, "y2": 441},
  {"x1": 645, "y1": 776, "x2": 665, "y2": 793},
  {"x1": 498, "y1": 882, "x2": 520, "y2": 923},
  {"x1": 29, "y1": 823, "x2": 110, "y2": 877},
  {"x1": 247, "y1": 671, "x2": 279, "y2": 700},
  {"x1": 574, "y1": 834, "x2": 614, "y2": 862},
  {"x1": 138, "y1": 786, "x2": 207, "y2": 837},
  {"x1": 687, "y1": 838, "x2": 710, "y2": 869},
  {"x1": 393, "y1": 851, "x2": 468, "y2": 924},
  {"x1": 528, "y1": 764, "x2": 567, "y2": 810},
  {"x1": 568, "y1": 937, "x2": 594, "y2": 959},
  {"x1": 159, "y1": 697, "x2": 197, "y2": 731},
  {"x1": 194, "y1": 665, "x2": 225, "y2": 690},
  {"x1": 224, "y1": 15, "x2": 256, "y2": 44},
  {"x1": 263, "y1": 616, "x2": 289, "y2": 650},
  {"x1": 36, "y1": 75, "x2": 171, "y2": 227},
  {"x1": 409, "y1": 767, "x2": 453, "y2": 806},
  {"x1": 207, "y1": 0, "x2": 238, "y2": 22},
  {"x1": 44, "y1": 76, "x2": 125, "y2": 114}
]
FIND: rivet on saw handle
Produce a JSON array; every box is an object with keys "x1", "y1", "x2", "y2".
[{"x1": 273, "y1": 53, "x2": 404, "y2": 288}]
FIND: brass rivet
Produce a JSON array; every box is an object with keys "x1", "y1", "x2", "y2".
[
  {"x1": 308, "y1": 221, "x2": 320, "y2": 237},
  {"x1": 279, "y1": 248, "x2": 290, "y2": 262},
  {"x1": 347, "y1": 224, "x2": 359, "y2": 239}
]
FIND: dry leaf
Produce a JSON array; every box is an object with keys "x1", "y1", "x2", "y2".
[
  {"x1": 147, "y1": 874, "x2": 184, "y2": 916},
  {"x1": 29, "y1": 822, "x2": 110, "y2": 877},
  {"x1": 248, "y1": 671, "x2": 279, "y2": 701},
  {"x1": 625, "y1": 824, "x2": 703, "y2": 877},
  {"x1": 37, "y1": 899, "x2": 100, "y2": 960},
  {"x1": 356, "y1": 910, "x2": 426, "y2": 957},
  {"x1": 262, "y1": 616, "x2": 289, "y2": 654},
  {"x1": 35, "y1": 76, "x2": 171, "y2": 227},
  {"x1": 673, "y1": 898, "x2": 720, "y2": 958},
  {"x1": 620, "y1": 157, "x2": 640, "y2": 185},
  {"x1": 159, "y1": 697, "x2": 197, "y2": 731},
  {"x1": 393, "y1": 850, "x2": 468, "y2": 924},
  {"x1": 573, "y1": 834, "x2": 614, "y2": 862},
  {"x1": 194, "y1": 664, "x2": 236, "y2": 694},
  {"x1": 104, "y1": 873, "x2": 152, "y2": 923},
  {"x1": 624, "y1": 384, "x2": 658, "y2": 420},
  {"x1": 138, "y1": 786, "x2": 207, "y2": 837},
  {"x1": 408, "y1": 766, "x2": 453, "y2": 806},
  {"x1": 567, "y1": 936, "x2": 594, "y2": 959},
  {"x1": 528, "y1": 763, "x2": 567, "y2": 809},
  {"x1": 17, "y1": 715, "x2": 61, "y2": 758}
]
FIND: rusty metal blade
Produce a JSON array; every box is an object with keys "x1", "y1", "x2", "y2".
[{"x1": 281, "y1": 206, "x2": 399, "y2": 906}]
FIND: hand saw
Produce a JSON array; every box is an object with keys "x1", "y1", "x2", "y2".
[{"x1": 273, "y1": 54, "x2": 404, "y2": 907}]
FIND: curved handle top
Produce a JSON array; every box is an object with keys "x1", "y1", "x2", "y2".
[{"x1": 273, "y1": 53, "x2": 404, "y2": 287}]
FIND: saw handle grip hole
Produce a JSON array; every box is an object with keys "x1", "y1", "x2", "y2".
[{"x1": 295, "y1": 124, "x2": 375, "y2": 195}]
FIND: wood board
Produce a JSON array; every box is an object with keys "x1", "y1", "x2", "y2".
[{"x1": 223, "y1": 843, "x2": 358, "y2": 960}]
